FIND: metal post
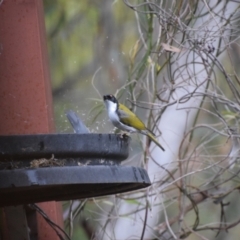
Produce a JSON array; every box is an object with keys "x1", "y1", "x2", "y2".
[{"x1": 0, "y1": 0, "x2": 63, "y2": 239}]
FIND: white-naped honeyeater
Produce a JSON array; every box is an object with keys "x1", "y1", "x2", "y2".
[{"x1": 103, "y1": 94, "x2": 165, "y2": 151}]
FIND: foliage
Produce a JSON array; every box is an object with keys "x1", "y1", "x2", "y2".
[{"x1": 44, "y1": 0, "x2": 240, "y2": 239}]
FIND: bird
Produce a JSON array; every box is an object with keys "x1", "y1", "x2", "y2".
[{"x1": 103, "y1": 94, "x2": 165, "y2": 151}]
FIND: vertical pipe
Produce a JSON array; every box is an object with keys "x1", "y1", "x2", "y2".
[{"x1": 0, "y1": 0, "x2": 63, "y2": 239}]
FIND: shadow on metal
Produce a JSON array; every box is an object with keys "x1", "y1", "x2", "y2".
[{"x1": 0, "y1": 134, "x2": 151, "y2": 207}]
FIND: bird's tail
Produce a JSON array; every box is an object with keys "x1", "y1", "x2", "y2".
[{"x1": 142, "y1": 131, "x2": 165, "y2": 151}]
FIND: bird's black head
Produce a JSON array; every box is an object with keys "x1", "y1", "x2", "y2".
[{"x1": 103, "y1": 94, "x2": 118, "y2": 103}]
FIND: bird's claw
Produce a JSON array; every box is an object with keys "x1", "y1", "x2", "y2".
[{"x1": 120, "y1": 133, "x2": 129, "y2": 138}]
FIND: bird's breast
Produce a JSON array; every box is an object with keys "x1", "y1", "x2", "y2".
[{"x1": 108, "y1": 110, "x2": 120, "y2": 125}]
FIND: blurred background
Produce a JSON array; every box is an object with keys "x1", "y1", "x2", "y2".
[
  {"x1": 43, "y1": 1, "x2": 240, "y2": 239},
  {"x1": 44, "y1": 0, "x2": 137, "y2": 134}
]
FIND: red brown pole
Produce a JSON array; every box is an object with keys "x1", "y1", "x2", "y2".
[{"x1": 0, "y1": 0, "x2": 63, "y2": 239}]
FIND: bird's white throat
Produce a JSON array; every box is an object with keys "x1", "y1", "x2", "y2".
[{"x1": 104, "y1": 100, "x2": 119, "y2": 122}]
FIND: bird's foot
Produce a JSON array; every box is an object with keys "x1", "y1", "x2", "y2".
[{"x1": 120, "y1": 132, "x2": 129, "y2": 138}]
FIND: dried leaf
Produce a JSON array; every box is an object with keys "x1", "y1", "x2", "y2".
[{"x1": 162, "y1": 43, "x2": 181, "y2": 53}]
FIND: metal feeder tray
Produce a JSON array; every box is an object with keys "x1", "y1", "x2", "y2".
[{"x1": 0, "y1": 134, "x2": 151, "y2": 207}]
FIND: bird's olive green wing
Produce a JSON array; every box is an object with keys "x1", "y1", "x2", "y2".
[{"x1": 118, "y1": 103, "x2": 146, "y2": 130}]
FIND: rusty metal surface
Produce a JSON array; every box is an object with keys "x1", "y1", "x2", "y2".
[
  {"x1": 0, "y1": 0, "x2": 54, "y2": 135},
  {"x1": 0, "y1": 0, "x2": 62, "y2": 238}
]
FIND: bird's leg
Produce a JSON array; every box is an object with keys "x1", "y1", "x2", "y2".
[{"x1": 120, "y1": 131, "x2": 130, "y2": 138}]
